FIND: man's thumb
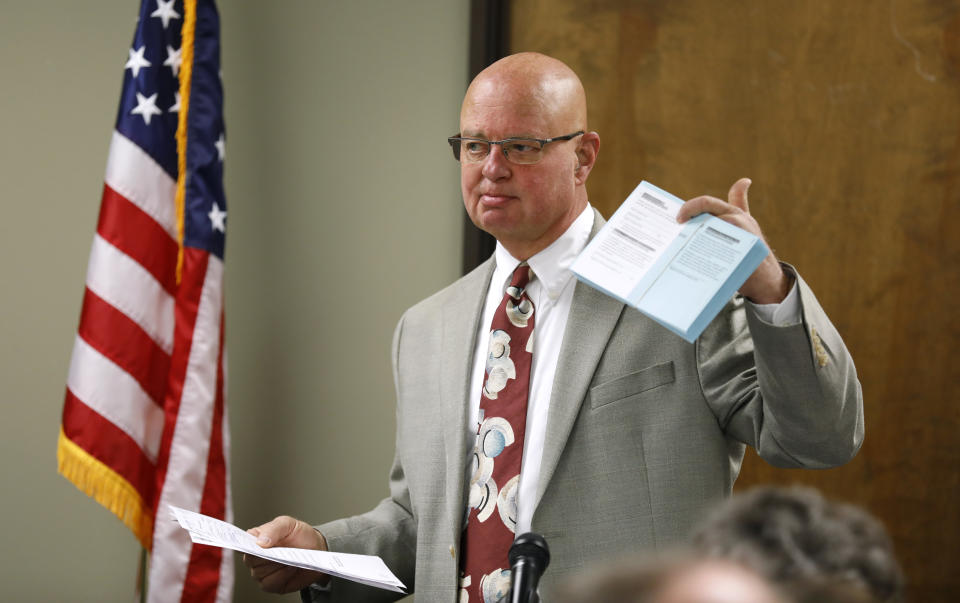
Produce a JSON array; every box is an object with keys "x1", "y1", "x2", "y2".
[
  {"x1": 728, "y1": 177, "x2": 752, "y2": 213},
  {"x1": 251, "y1": 516, "x2": 296, "y2": 548}
]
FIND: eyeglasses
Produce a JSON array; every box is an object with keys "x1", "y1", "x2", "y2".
[{"x1": 447, "y1": 131, "x2": 584, "y2": 165}]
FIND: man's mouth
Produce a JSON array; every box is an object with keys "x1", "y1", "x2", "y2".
[{"x1": 479, "y1": 193, "x2": 516, "y2": 206}]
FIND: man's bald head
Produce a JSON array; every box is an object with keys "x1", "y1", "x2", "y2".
[
  {"x1": 457, "y1": 52, "x2": 599, "y2": 260},
  {"x1": 461, "y1": 52, "x2": 588, "y2": 135}
]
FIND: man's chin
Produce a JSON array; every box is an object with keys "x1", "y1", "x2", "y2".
[{"x1": 473, "y1": 211, "x2": 515, "y2": 239}]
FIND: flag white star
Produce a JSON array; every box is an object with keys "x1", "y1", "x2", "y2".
[
  {"x1": 131, "y1": 92, "x2": 163, "y2": 125},
  {"x1": 125, "y1": 45, "x2": 151, "y2": 77},
  {"x1": 164, "y1": 45, "x2": 182, "y2": 77},
  {"x1": 208, "y1": 202, "x2": 227, "y2": 233},
  {"x1": 214, "y1": 133, "x2": 226, "y2": 161},
  {"x1": 151, "y1": 0, "x2": 181, "y2": 29},
  {"x1": 168, "y1": 91, "x2": 181, "y2": 113}
]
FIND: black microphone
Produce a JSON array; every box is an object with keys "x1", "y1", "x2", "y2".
[{"x1": 509, "y1": 532, "x2": 550, "y2": 603}]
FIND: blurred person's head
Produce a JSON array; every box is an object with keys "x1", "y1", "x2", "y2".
[
  {"x1": 690, "y1": 486, "x2": 903, "y2": 602},
  {"x1": 554, "y1": 554, "x2": 790, "y2": 603},
  {"x1": 655, "y1": 559, "x2": 790, "y2": 603}
]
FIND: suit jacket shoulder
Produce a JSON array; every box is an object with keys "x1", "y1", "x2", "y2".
[{"x1": 400, "y1": 256, "x2": 495, "y2": 326}]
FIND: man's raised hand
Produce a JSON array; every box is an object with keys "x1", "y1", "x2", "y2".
[{"x1": 676, "y1": 178, "x2": 791, "y2": 304}]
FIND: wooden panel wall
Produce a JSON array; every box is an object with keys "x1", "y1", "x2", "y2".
[{"x1": 510, "y1": 1, "x2": 960, "y2": 600}]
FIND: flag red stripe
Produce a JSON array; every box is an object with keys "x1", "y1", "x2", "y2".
[
  {"x1": 98, "y1": 183, "x2": 178, "y2": 295},
  {"x1": 152, "y1": 246, "x2": 210, "y2": 514},
  {"x1": 181, "y1": 310, "x2": 228, "y2": 602},
  {"x1": 62, "y1": 388, "x2": 156, "y2": 502},
  {"x1": 78, "y1": 288, "x2": 170, "y2": 406},
  {"x1": 200, "y1": 309, "x2": 227, "y2": 519},
  {"x1": 180, "y1": 547, "x2": 223, "y2": 603}
]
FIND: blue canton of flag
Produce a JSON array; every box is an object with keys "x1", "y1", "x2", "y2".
[
  {"x1": 118, "y1": 0, "x2": 183, "y2": 179},
  {"x1": 118, "y1": 0, "x2": 227, "y2": 260}
]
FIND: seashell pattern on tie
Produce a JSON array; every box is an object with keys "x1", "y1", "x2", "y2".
[{"x1": 460, "y1": 263, "x2": 536, "y2": 602}]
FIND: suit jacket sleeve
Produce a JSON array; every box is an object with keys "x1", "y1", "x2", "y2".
[
  {"x1": 302, "y1": 315, "x2": 417, "y2": 603},
  {"x1": 697, "y1": 264, "x2": 864, "y2": 468}
]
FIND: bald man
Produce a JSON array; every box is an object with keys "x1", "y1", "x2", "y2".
[{"x1": 245, "y1": 53, "x2": 863, "y2": 602}]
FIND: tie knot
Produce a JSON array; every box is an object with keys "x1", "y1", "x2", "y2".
[{"x1": 508, "y1": 263, "x2": 533, "y2": 295}]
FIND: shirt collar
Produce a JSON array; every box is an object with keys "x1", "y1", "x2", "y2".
[{"x1": 492, "y1": 204, "x2": 595, "y2": 300}]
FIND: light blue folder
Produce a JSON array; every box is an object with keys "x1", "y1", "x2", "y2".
[{"x1": 573, "y1": 181, "x2": 769, "y2": 343}]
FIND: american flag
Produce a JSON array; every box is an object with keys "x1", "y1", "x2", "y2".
[{"x1": 57, "y1": 1, "x2": 233, "y2": 601}]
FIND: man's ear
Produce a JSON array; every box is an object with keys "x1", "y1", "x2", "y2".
[{"x1": 574, "y1": 131, "x2": 600, "y2": 184}]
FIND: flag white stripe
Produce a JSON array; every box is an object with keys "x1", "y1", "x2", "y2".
[
  {"x1": 67, "y1": 335, "x2": 164, "y2": 462},
  {"x1": 216, "y1": 377, "x2": 235, "y2": 603},
  {"x1": 148, "y1": 256, "x2": 224, "y2": 603},
  {"x1": 104, "y1": 131, "x2": 178, "y2": 240},
  {"x1": 86, "y1": 233, "x2": 175, "y2": 354}
]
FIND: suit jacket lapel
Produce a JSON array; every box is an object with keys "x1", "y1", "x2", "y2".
[
  {"x1": 534, "y1": 210, "x2": 626, "y2": 510},
  {"x1": 439, "y1": 256, "x2": 495, "y2": 545}
]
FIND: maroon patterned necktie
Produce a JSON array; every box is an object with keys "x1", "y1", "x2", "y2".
[{"x1": 460, "y1": 263, "x2": 536, "y2": 603}]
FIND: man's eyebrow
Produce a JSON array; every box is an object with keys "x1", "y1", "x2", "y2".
[{"x1": 460, "y1": 132, "x2": 542, "y2": 140}]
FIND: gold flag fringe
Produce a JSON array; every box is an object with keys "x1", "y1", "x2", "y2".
[
  {"x1": 57, "y1": 428, "x2": 154, "y2": 550},
  {"x1": 173, "y1": 0, "x2": 197, "y2": 285}
]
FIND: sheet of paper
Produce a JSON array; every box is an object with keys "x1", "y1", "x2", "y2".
[
  {"x1": 574, "y1": 185, "x2": 686, "y2": 300},
  {"x1": 169, "y1": 505, "x2": 406, "y2": 593}
]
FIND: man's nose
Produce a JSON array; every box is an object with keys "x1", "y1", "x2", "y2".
[{"x1": 481, "y1": 143, "x2": 511, "y2": 180}]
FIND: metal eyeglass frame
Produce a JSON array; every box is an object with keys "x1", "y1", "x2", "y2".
[{"x1": 447, "y1": 131, "x2": 584, "y2": 164}]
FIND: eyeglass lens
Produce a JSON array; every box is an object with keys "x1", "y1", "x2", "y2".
[{"x1": 460, "y1": 139, "x2": 545, "y2": 165}]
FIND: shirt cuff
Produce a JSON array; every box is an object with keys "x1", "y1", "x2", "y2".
[{"x1": 748, "y1": 278, "x2": 801, "y2": 326}]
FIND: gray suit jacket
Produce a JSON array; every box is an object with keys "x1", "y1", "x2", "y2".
[{"x1": 310, "y1": 212, "x2": 864, "y2": 602}]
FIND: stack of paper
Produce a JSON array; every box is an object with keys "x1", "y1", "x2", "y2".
[{"x1": 169, "y1": 505, "x2": 406, "y2": 593}]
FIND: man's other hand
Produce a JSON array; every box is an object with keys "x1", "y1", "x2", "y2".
[
  {"x1": 244, "y1": 515, "x2": 329, "y2": 593},
  {"x1": 676, "y1": 178, "x2": 792, "y2": 304}
]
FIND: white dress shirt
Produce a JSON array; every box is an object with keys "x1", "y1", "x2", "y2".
[{"x1": 466, "y1": 204, "x2": 800, "y2": 535}]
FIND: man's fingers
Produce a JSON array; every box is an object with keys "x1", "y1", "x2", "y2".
[
  {"x1": 677, "y1": 178, "x2": 754, "y2": 223},
  {"x1": 250, "y1": 560, "x2": 324, "y2": 593},
  {"x1": 727, "y1": 177, "x2": 752, "y2": 213},
  {"x1": 243, "y1": 551, "x2": 326, "y2": 593},
  {"x1": 248, "y1": 558, "x2": 284, "y2": 581},
  {"x1": 251, "y1": 563, "x2": 307, "y2": 593},
  {"x1": 677, "y1": 195, "x2": 727, "y2": 223},
  {"x1": 243, "y1": 552, "x2": 272, "y2": 570}
]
